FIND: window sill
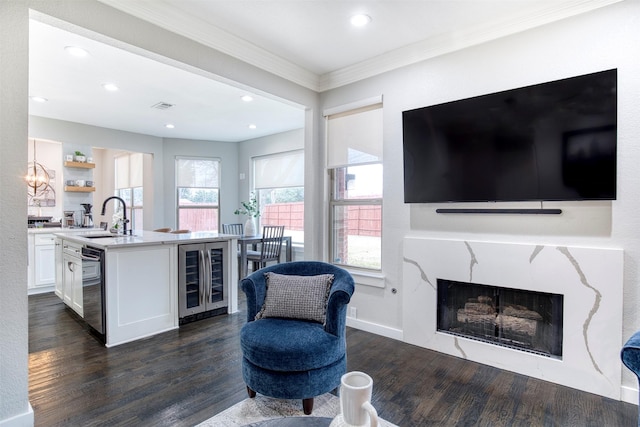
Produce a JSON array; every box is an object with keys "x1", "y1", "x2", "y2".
[{"x1": 347, "y1": 269, "x2": 385, "y2": 288}]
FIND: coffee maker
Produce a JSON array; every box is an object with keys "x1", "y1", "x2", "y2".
[
  {"x1": 81, "y1": 203, "x2": 94, "y2": 228},
  {"x1": 64, "y1": 210, "x2": 76, "y2": 228}
]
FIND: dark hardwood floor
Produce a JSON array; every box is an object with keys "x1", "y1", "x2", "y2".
[{"x1": 29, "y1": 292, "x2": 636, "y2": 426}]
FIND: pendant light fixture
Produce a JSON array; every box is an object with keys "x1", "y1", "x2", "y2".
[{"x1": 26, "y1": 139, "x2": 52, "y2": 205}]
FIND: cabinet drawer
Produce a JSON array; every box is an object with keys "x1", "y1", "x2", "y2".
[{"x1": 35, "y1": 234, "x2": 56, "y2": 245}]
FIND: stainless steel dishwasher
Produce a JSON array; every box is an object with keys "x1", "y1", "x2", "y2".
[{"x1": 82, "y1": 246, "x2": 105, "y2": 339}]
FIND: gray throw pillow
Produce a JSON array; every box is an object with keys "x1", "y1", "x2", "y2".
[{"x1": 256, "y1": 272, "x2": 334, "y2": 324}]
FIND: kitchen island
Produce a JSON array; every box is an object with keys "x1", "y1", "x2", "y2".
[{"x1": 55, "y1": 230, "x2": 239, "y2": 347}]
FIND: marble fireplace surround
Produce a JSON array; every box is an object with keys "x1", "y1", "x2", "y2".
[{"x1": 402, "y1": 237, "x2": 623, "y2": 400}]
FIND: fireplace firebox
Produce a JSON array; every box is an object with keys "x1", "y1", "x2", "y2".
[{"x1": 437, "y1": 279, "x2": 563, "y2": 358}]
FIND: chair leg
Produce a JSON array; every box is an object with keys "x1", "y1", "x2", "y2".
[
  {"x1": 302, "y1": 398, "x2": 314, "y2": 415},
  {"x1": 247, "y1": 386, "x2": 256, "y2": 398}
]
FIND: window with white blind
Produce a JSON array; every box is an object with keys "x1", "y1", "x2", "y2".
[
  {"x1": 326, "y1": 97, "x2": 383, "y2": 271},
  {"x1": 176, "y1": 157, "x2": 220, "y2": 232},
  {"x1": 115, "y1": 153, "x2": 143, "y2": 231},
  {"x1": 253, "y1": 150, "x2": 304, "y2": 245}
]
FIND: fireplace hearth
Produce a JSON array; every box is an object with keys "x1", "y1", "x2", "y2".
[{"x1": 437, "y1": 279, "x2": 563, "y2": 358}]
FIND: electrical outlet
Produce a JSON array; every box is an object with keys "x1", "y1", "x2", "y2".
[{"x1": 349, "y1": 307, "x2": 357, "y2": 318}]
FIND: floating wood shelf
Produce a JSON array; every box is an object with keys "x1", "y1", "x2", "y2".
[
  {"x1": 64, "y1": 186, "x2": 95, "y2": 192},
  {"x1": 64, "y1": 161, "x2": 95, "y2": 169}
]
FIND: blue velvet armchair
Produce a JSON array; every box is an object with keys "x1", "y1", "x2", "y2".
[
  {"x1": 622, "y1": 331, "x2": 640, "y2": 425},
  {"x1": 240, "y1": 261, "x2": 355, "y2": 415}
]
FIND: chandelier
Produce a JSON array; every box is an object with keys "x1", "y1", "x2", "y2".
[{"x1": 26, "y1": 139, "x2": 52, "y2": 205}]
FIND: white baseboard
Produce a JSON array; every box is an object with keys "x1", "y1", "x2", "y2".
[
  {"x1": 621, "y1": 385, "x2": 639, "y2": 406},
  {"x1": 346, "y1": 316, "x2": 403, "y2": 341},
  {"x1": 0, "y1": 403, "x2": 33, "y2": 427}
]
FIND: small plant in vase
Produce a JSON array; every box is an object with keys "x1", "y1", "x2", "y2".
[
  {"x1": 74, "y1": 150, "x2": 86, "y2": 162},
  {"x1": 234, "y1": 193, "x2": 260, "y2": 236}
]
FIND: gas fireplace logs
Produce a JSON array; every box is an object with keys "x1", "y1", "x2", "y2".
[{"x1": 456, "y1": 297, "x2": 543, "y2": 338}]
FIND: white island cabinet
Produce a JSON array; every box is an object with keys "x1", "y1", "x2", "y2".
[
  {"x1": 54, "y1": 230, "x2": 238, "y2": 347},
  {"x1": 105, "y1": 243, "x2": 177, "y2": 346}
]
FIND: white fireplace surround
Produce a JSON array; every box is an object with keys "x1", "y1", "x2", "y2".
[{"x1": 402, "y1": 237, "x2": 623, "y2": 400}]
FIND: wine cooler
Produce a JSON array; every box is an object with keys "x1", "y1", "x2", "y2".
[{"x1": 178, "y1": 242, "x2": 228, "y2": 319}]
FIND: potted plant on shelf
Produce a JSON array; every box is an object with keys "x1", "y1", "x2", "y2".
[
  {"x1": 234, "y1": 192, "x2": 260, "y2": 236},
  {"x1": 74, "y1": 151, "x2": 86, "y2": 162}
]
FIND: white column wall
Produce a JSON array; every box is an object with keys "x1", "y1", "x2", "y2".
[{"x1": 0, "y1": 2, "x2": 33, "y2": 426}]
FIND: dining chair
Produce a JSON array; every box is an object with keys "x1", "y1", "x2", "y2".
[
  {"x1": 222, "y1": 223, "x2": 244, "y2": 235},
  {"x1": 245, "y1": 225, "x2": 285, "y2": 273}
]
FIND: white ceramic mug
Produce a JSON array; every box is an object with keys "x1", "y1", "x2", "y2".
[
  {"x1": 75, "y1": 179, "x2": 85, "y2": 187},
  {"x1": 340, "y1": 371, "x2": 378, "y2": 427}
]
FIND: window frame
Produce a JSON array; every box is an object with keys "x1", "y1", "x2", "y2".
[
  {"x1": 114, "y1": 186, "x2": 143, "y2": 231},
  {"x1": 114, "y1": 153, "x2": 144, "y2": 231},
  {"x1": 325, "y1": 97, "x2": 384, "y2": 272},
  {"x1": 252, "y1": 150, "x2": 305, "y2": 246},
  {"x1": 175, "y1": 156, "x2": 221, "y2": 232},
  {"x1": 328, "y1": 164, "x2": 383, "y2": 271}
]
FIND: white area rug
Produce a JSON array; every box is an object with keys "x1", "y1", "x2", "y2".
[{"x1": 196, "y1": 393, "x2": 398, "y2": 427}]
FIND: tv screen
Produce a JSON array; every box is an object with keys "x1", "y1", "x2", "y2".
[{"x1": 402, "y1": 69, "x2": 617, "y2": 203}]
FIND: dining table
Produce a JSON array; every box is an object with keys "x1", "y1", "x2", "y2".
[{"x1": 236, "y1": 234, "x2": 293, "y2": 279}]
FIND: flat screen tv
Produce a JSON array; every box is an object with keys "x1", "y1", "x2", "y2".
[{"x1": 402, "y1": 69, "x2": 617, "y2": 203}]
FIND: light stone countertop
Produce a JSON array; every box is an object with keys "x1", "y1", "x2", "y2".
[
  {"x1": 28, "y1": 227, "x2": 103, "y2": 234},
  {"x1": 53, "y1": 230, "x2": 237, "y2": 249}
]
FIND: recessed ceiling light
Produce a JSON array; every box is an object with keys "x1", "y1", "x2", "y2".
[
  {"x1": 165, "y1": 124, "x2": 175, "y2": 129},
  {"x1": 64, "y1": 46, "x2": 89, "y2": 57},
  {"x1": 248, "y1": 124, "x2": 257, "y2": 129},
  {"x1": 101, "y1": 83, "x2": 119, "y2": 92},
  {"x1": 350, "y1": 14, "x2": 372, "y2": 27},
  {"x1": 30, "y1": 96, "x2": 48, "y2": 103},
  {"x1": 241, "y1": 95, "x2": 254, "y2": 102}
]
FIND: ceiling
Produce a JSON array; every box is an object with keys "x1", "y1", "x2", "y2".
[{"x1": 28, "y1": 0, "x2": 621, "y2": 142}]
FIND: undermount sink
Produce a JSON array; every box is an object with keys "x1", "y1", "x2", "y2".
[{"x1": 82, "y1": 234, "x2": 136, "y2": 239}]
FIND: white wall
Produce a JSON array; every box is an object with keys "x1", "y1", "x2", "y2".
[
  {"x1": 321, "y1": 0, "x2": 640, "y2": 396},
  {"x1": 0, "y1": 1, "x2": 33, "y2": 425}
]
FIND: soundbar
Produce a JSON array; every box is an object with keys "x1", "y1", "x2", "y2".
[{"x1": 435, "y1": 208, "x2": 562, "y2": 215}]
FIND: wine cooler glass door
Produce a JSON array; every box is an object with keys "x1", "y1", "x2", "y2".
[
  {"x1": 179, "y1": 244, "x2": 205, "y2": 317},
  {"x1": 205, "y1": 244, "x2": 227, "y2": 310}
]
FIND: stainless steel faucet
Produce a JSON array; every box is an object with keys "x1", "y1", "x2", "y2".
[{"x1": 101, "y1": 196, "x2": 130, "y2": 235}]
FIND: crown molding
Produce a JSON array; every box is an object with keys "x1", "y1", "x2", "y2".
[
  {"x1": 319, "y1": 0, "x2": 624, "y2": 91},
  {"x1": 99, "y1": 0, "x2": 623, "y2": 94},
  {"x1": 98, "y1": 0, "x2": 322, "y2": 91}
]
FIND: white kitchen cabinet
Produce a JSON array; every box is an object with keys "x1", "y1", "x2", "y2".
[
  {"x1": 34, "y1": 234, "x2": 56, "y2": 286},
  {"x1": 62, "y1": 242, "x2": 83, "y2": 317},
  {"x1": 28, "y1": 233, "x2": 57, "y2": 294}
]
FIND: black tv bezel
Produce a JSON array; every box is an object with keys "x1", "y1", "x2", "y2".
[{"x1": 401, "y1": 69, "x2": 618, "y2": 205}]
